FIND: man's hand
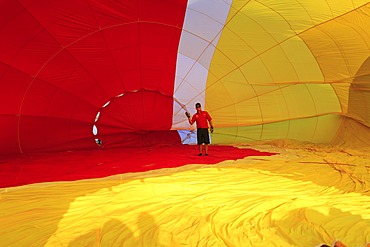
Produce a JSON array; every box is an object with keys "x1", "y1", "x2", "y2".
[
  {"x1": 185, "y1": 112, "x2": 191, "y2": 118},
  {"x1": 210, "y1": 126, "x2": 214, "y2": 133}
]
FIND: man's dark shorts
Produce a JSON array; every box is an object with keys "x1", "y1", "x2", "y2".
[{"x1": 197, "y1": 128, "x2": 210, "y2": 144}]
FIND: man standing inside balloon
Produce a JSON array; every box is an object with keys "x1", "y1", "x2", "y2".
[{"x1": 185, "y1": 103, "x2": 214, "y2": 156}]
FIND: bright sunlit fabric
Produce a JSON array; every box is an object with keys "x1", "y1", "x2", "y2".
[
  {"x1": 1, "y1": 143, "x2": 369, "y2": 247},
  {"x1": 0, "y1": 0, "x2": 369, "y2": 152},
  {"x1": 202, "y1": 0, "x2": 370, "y2": 144},
  {"x1": 1, "y1": 1, "x2": 370, "y2": 246}
]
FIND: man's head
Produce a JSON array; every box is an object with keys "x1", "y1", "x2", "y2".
[{"x1": 195, "y1": 103, "x2": 201, "y2": 113}]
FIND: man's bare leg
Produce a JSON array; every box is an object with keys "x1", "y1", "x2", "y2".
[
  {"x1": 205, "y1": 144, "x2": 209, "y2": 155},
  {"x1": 199, "y1": 144, "x2": 203, "y2": 155}
]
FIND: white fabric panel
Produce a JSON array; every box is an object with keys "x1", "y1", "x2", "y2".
[{"x1": 173, "y1": 0, "x2": 232, "y2": 138}]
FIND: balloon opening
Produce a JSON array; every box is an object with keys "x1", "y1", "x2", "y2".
[{"x1": 93, "y1": 89, "x2": 185, "y2": 148}]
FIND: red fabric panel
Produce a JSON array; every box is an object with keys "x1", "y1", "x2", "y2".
[
  {"x1": 0, "y1": 145, "x2": 277, "y2": 188},
  {"x1": 0, "y1": 65, "x2": 31, "y2": 153},
  {"x1": 18, "y1": 78, "x2": 98, "y2": 152},
  {"x1": 19, "y1": 116, "x2": 97, "y2": 153},
  {"x1": 90, "y1": 1, "x2": 138, "y2": 28},
  {"x1": 96, "y1": 130, "x2": 181, "y2": 149},
  {"x1": 0, "y1": 1, "x2": 45, "y2": 66},
  {"x1": 98, "y1": 90, "x2": 173, "y2": 131},
  {"x1": 17, "y1": 0, "x2": 98, "y2": 47},
  {"x1": 66, "y1": 31, "x2": 125, "y2": 96},
  {"x1": 0, "y1": 0, "x2": 188, "y2": 153},
  {"x1": 0, "y1": 116, "x2": 19, "y2": 153},
  {"x1": 96, "y1": 90, "x2": 174, "y2": 147},
  {"x1": 0, "y1": 64, "x2": 31, "y2": 115}
]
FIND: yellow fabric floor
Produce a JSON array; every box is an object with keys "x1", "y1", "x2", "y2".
[{"x1": 1, "y1": 140, "x2": 369, "y2": 247}]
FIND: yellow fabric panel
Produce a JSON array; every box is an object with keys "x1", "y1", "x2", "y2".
[
  {"x1": 207, "y1": 82, "x2": 335, "y2": 128},
  {"x1": 256, "y1": 85, "x2": 290, "y2": 123},
  {"x1": 331, "y1": 83, "x2": 350, "y2": 113},
  {"x1": 247, "y1": 0, "x2": 369, "y2": 33},
  {"x1": 257, "y1": 46, "x2": 301, "y2": 83},
  {"x1": 300, "y1": 9, "x2": 370, "y2": 82},
  {"x1": 237, "y1": 57, "x2": 273, "y2": 84},
  {"x1": 348, "y1": 86, "x2": 370, "y2": 126},
  {"x1": 300, "y1": 3, "x2": 370, "y2": 116},
  {"x1": 205, "y1": 0, "x2": 369, "y2": 144},
  {"x1": 212, "y1": 25, "x2": 256, "y2": 71},
  {"x1": 212, "y1": 114, "x2": 341, "y2": 144},
  {"x1": 348, "y1": 56, "x2": 370, "y2": 127},
  {"x1": 313, "y1": 114, "x2": 343, "y2": 142},
  {"x1": 207, "y1": 81, "x2": 262, "y2": 126},
  {"x1": 1, "y1": 143, "x2": 369, "y2": 246},
  {"x1": 305, "y1": 84, "x2": 341, "y2": 114},
  {"x1": 213, "y1": 125, "x2": 264, "y2": 143},
  {"x1": 274, "y1": 36, "x2": 324, "y2": 83},
  {"x1": 332, "y1": 116, "x2": 370, "y2": 148}
]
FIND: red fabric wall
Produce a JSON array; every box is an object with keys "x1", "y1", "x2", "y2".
[{"x1": 0, "y1": 0, "x2": 188, "y2": 153}]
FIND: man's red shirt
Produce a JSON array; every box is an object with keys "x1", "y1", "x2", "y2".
[{"x1": 191, "y1": 110, "x2": 212, "y2": 128}]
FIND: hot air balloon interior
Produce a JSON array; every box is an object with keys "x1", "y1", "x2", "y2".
[{"x1": 1, "y1": 0, "x2": 369, "y2": 246}]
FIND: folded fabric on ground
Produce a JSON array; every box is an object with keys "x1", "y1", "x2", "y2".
[{"x1": 1, "y1": 141, "x2": 369, "y2": 247}]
